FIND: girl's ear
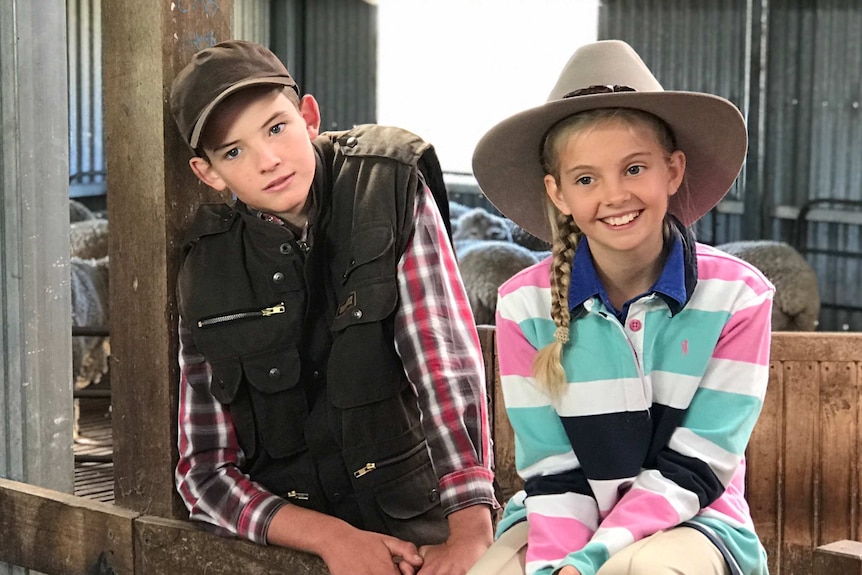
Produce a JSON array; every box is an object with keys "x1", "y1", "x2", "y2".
[
  {"x1": 667, "y1": 150, "x2": 686, "y2": 197},
  {"x1": 300, "y1": 94, "x2": 322, "y2": 139},
  {"x1": 544, "y1": 174, "x2": 572, "y2": 216},
  {"x1": 189, "y1": 157, "x2": 228, "y2": 192}
]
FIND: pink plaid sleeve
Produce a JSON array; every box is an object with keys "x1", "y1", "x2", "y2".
[
  {"x1": 393, "y1": 184, "x2": 497, "y2": 515},
  {"x1": 175, "y1": 319, "x2": 286, "y2": 544}
]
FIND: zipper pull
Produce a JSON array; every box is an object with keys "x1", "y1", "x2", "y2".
[
  {"x1": 354, "y1": 463, "x2": 376, "y2": 478},
  {"x1": 286, "y1": 490, "x2": 309, "y2": 500},
  {"x1": 261, "y1": 303, "x2": 286, "y2": 316}
]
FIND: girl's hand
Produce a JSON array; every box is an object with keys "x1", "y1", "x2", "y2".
[{"x1": 559, "y1": 567, "x2": 581, "y2": 575}]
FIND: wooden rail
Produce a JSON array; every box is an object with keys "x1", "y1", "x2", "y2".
[{"x1": 2, "y1": 331, "x2": 862, "y2": 574}]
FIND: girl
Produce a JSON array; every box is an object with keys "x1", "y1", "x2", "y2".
[{"x1": 469, "y1": 41, "x2": 773, "y2": 575}]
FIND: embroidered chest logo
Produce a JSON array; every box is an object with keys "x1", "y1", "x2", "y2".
[
  {"x1": 337, "y1": 291, "x2": 357, "y2": 316},
  {"x1": 681, "y1": 339, "x2": 689, "y2": 355}
]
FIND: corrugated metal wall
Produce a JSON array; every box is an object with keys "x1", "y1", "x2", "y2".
[
  {"x1": 66, "y1": 0, "x2": 376, "y2": 198},
  {"x1": 601, "y1": 0, "x2": 862, "y2": 331},
  {"x1": 299, "y1": 0, "x2": 377, "y2": 130},
  {"x1": 67, "y1": 0, "x2": 104, "y2": 197}
]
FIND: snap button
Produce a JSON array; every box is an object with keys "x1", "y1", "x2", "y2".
[
  {"x1": 313, "y1": 369, "x2": 323, "y2": 380},
  {"x1": 629, "y1": 319, "x2": 642, "y2": 332},
  {"x1": 349, "y1": 258, "x2": 356, "y2": 266},
  {"x1": 273, "y1": 271, "x2": 285, "y2": 283},
  {"x1": 428, "y1": 488, "x2": 439, "y2": 502},
  {"x1": 268, "y1": 367, "x2": 281, "y2": 379},
  {"x1": 345, "y1": 136, "x2": 358, "y2": 148},
  {"x1": 280, "y1": 243, "x2": 292, "y2": 255},
  {"x1": 351, "y1": 309, "x2": 363, "y2": 320}
]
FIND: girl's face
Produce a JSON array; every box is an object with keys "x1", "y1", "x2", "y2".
[{"x1": 544, "y1": 118, "x2": 685, "y2": 266}]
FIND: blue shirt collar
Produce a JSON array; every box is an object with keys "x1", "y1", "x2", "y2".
[{"x1": 568, "y1": 229, "x2": 689, "y2": 321}]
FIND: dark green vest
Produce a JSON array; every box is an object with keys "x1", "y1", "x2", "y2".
[{"x1": 177, "y1": 125, "x2": 449, "y2": 544}]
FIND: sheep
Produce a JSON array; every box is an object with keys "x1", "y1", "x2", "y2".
[
  {"x1": 448, "y1": 200, "x2": 472, "y2": 222},
  {"x1": 70, "y1": 255, "x2": 110, "y2": 389},
  {"x1": 508, "y1": 220, "x2": 552, "y2": 252},
  {"x1": 716, "y1": 240, "x2": 820, "y2": 331},
  {"x1": 452, "y1": 207, "x2": 512, "y2": 244},
  {"x1": 70, "y1": 255, "x2": 111, "y2": 443},
  {"x1": 457, "y1": 240, "x2": 542, "y2": 325},
  {"x1": 70, "y1": 198, "x2": 96, "y2": 222},
  {"x1": 70, "y1": 218, "x2": 109, "y2": 260}
]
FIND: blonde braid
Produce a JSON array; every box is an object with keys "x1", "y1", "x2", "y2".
[{"x1": 532, "y1": 207, "x2": 581, "y2": 399}]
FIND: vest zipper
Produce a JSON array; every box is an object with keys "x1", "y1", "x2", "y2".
[
  {"x1": 286, "y1": 490, "x2": 309, "y2": 500},
  {"x1": 353, "y1": 441, "x2": 427, "y2": 478},
  {"x1": 197, "y1": 303, "x2": 286, "y2": 328}
]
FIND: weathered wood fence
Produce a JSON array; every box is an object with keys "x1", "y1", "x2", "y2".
[{"x1": 3, "y1": 330, "x2": 862, "y2": 574}]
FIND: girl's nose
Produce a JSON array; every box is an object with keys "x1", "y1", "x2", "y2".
[{"x1": 602, "y1": 178, "x2": 631, "y2": 205}]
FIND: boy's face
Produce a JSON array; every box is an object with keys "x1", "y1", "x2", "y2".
[{"x1": 190, "y1": 89, "x2": 320, "y2": 223}]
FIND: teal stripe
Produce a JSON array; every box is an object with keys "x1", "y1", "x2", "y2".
[
  {"x1": 564, "y1": 315, "x2": 640, "y2": 381},
  {"x1": 644, "y1": 308, "x2": 729, "y2": 376},
  {"x1": 507, "y1": 405, "x2": 572, "y2": 471},
  {"x1": 522, "y1": 314, "x2": 640, "y2": 382},
  {"x1": 689, "y1": 516, "x2": 769, "y2": 575},
  {"x1": 683, "y1": 388, "x2": 763, "y2": 455},
  {"x1": 518, "y1": 316, "x2": 556, "y2": 350}
]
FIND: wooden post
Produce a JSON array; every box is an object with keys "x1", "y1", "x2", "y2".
[{"x1": 103, "y1": 0, "x2": 232, "y2": 518}]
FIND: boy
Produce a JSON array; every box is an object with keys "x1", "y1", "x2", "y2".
[{"x1": 168, "y1": 40, "x2": 495, "y2": 575}]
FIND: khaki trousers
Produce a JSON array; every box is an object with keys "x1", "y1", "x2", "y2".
[{"x1": 467, "y1": 522, "x2": 730, "y2": 575}]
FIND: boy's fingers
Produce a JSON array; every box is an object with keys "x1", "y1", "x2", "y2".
[{"x1": 385, "y1": 538, "x2": 423, "y2": 568}]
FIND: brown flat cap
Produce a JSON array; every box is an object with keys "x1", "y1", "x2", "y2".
[{"x1": 170, "y1": 40, "x2": 299, "y2": 150}]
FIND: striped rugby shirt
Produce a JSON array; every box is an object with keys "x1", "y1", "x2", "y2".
[{"x1": 494, "y1": 227, "x2": 773, "y2": 575}]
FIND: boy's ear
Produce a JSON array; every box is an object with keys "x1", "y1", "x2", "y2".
[
  {"x1": 189, "y1": 156, "x2": 228, "y2": 192},
  {"x1": 300, "y1": 94, "x2": 321, "y2": 139}
]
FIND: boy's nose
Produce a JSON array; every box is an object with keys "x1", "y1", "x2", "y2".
[{"x1": 259, "y1": 146, "x2": 282, "y2": 172}]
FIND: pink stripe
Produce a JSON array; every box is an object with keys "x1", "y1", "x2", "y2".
[
  {"x1": 601, "y1": 488, "x2": 679, "y2": 539},
  {"x1": 705, "y1": 463, "x2": 751, "y2": 524},
  {"x1": 495, "y1": 316, "x2": 538, "y2": 377},
  {"x1": 498, "y1": 260, "x2": 551, "y2": 296},
  {"x1": 696, "y1": 245, "x2": 772, "y2": 294},
  {"x1": 712, "y1": 299, "x2": 772, "y2": 365},
  {"x1": 526, "y1": 514, "x2": 594, "y2": 563}
]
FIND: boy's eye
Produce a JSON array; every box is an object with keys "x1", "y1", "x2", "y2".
[
  {"x1": 627, "y1": 165, "x2": 643, "y2": 175},
  {"x1": 224, "y1": 148, "x2": 240, "y2": 160},
  {"x1": 576, "y1": 176, "x2": 593, "y2": 186},
  {"x1": 270, "y1": 122, "x2": 286, "y2": 135}
]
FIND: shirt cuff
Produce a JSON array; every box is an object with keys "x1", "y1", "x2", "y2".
[{"x1": 439, "y1": 465, "x2": 499, "y2": 516}]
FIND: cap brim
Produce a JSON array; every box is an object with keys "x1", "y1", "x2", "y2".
[
  {"x1": 472, "y1": 91, "x2": 747, "y2": 243},
  {"x1": 189, "y1": 77, "x2": 298, "y2": 149}
]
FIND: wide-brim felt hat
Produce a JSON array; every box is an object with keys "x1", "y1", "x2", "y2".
[{"x1": 472, "y1": 40, "x2": 748, "y2": 243}]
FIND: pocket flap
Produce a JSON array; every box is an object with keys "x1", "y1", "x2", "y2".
[
  {"x1": 209, "y1": 357, "x2": 242, "y2": 403},
  {"x1": 242, "y1": 347, "x2": 301, "y2": 394},
  {"x1": 340, "y1": 222, "x2": 394, "y2": 283},
  {"x1": 375, "y1": 460, "x2": 441, "y2": 520}
]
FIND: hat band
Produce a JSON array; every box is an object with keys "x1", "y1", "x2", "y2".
[{"x1": 562, "y1": 84, "x2": 636, "y2": 99}]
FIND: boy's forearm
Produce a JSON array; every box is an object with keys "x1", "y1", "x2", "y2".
[{"x1": 446, "y1": 504, "x2": 494, "y2": 546}]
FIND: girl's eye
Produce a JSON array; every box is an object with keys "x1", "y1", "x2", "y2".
[
  {"x1": 627, "y1": 165, "x2": 643, "y2": 175},
  {"x1": 576, "y1": 176, "x2": 593, "y2": 186},
  {"x1": 270, "y1": 122, "x2": 285, "y2": 135}
]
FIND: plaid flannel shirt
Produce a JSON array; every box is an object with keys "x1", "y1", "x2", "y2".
[{"x1": 175, "y1": 184, "x2": 496, "y2": 543}]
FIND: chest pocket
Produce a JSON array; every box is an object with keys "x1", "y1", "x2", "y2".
[{"x1": 332, "y1": 221, "x2": 398, "y2": 333}]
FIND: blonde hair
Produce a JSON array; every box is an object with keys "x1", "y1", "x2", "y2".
[{"x1": 532, "y1": 107, "x2": 678, "y2": 398}]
